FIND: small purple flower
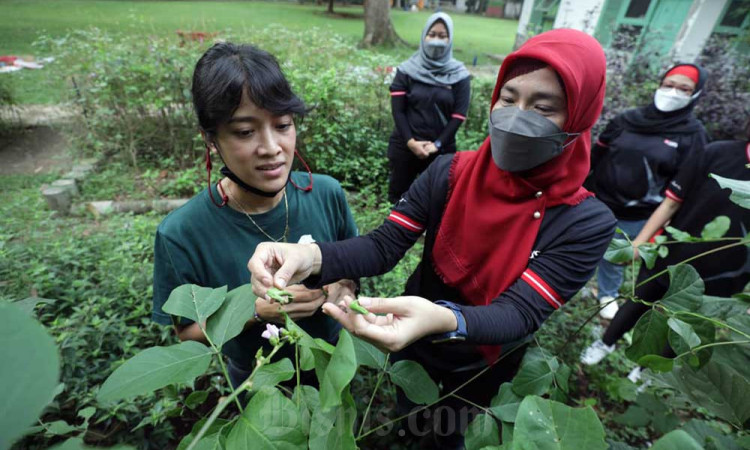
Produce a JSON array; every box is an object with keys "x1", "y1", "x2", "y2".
[{"x1": 261, "y1": 323, "x2": 281, "y2": 341}]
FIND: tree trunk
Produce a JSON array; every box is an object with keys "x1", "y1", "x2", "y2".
[
  {"x1": 360, "y1": 0, "x2": 404, "y2": 47},
  {"x1": 327, "y1": 0, "x2": 334, "y2": 13}
]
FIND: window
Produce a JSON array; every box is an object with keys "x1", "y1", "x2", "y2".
[
  {"x1": 625, "y1": 0, "x2": 651, "y2": 19},
  {"x1": 720, "y1": 0, "x2": 750, "y2": 28}
]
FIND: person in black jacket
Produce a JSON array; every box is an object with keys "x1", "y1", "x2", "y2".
[
  {"x1": 387, "y1": 12, "x2": 471, "y2": 203},
  {"x1": 249, "y1": 29, "x2": 615, "y2": 448},
  {"x1": 581, "y1": 120, "x2": 750, "y2": 367},
  {"x1": 587, "y1": 63, "x2": 709, "y2": 320}
]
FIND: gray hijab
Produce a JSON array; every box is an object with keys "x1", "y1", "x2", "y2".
[{"x1": 397, "y1": 12, "x2": 470, "y2": 86}]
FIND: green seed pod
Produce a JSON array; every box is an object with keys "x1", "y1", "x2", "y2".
[
  {"x1": 349, "y1": 299, "x2": 370, "y2": 315},
  {"x1": 267, "y1": 287, "x2": 294, "y2": 304}
]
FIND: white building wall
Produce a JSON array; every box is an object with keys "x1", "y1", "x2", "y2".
[
  {"x1": 553, "y1": 0, "x2": 605, "y2": 35},
  {"x1": 516, "y1": 0, "x2": 536, "y2": 43},
  {"x1": 672, "y1": 0, "x2": 728, "y2": 62}
]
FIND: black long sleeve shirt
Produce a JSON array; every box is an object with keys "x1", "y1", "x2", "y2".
[{"x1": 309, "y1": 155, "x2": 615, "y2": 371}]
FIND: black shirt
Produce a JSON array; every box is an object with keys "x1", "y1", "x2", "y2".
[
  {"x1": 389, "y1": 71, "x2": 471, "y2": 150},
  {"x1": 310, "y1": 155, "x2": 616, "y2": 371},
  {"x1": 589, "y1": 116, "x2": 707, "y2": 220},
  {"x1": 645, "y1": 140, "x2": 750, "y2": 294}
]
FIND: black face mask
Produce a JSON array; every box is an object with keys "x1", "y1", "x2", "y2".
[
  {"x1": 213, "y1": 141, "x2": 287, "y2": 198},
  {"x1": 488, "y1": 107, "x2": 579, "y2": 172}
]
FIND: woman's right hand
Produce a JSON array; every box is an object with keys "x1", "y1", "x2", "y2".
[
  {"x1": 248, "y1": 242, "x2": 322, "y2": 299},
  {"x1": 407, "y1": 138, "x2": 432, "y2": 159}
]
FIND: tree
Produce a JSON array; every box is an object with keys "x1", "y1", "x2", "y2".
[
  {"x1": 327, "y1": 0, "x2": 335, "y2": 14},
  {"x1": 360, "y1": 0, "x2": 404, "y2": 47}
]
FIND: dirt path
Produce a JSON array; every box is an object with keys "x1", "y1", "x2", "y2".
[{"x1": 0, "y1": 126, "x2": 72, "y2": 175}]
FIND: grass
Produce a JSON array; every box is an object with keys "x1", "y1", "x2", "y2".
[{"x1": 0, "y1": 0, "x2": 517, "y2": 104}]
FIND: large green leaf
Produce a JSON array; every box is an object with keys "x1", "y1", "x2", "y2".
[
  {"x1": 711, "y1": 344, "x2": 750, "y2": 380},
  {"x1": 177, "y1": 418, "x2": 231, "y2": 450},
  {"x1": 388, "y1": 360, "x2": 439, "y2": 405},
  {"x1": 651, "y1": 430, "x2": 703, "y2": 450},
  {"x1": 206, "y1": 284, "x2": 256, "y2": 348},
  {"x1": 319, "y1": 330, "x2": 357, "y2": 410},
  {"x1": 666, "y1": 360, "x2": 750, "y2": 428},
  {"x1": 660, "y1": 265, "x2": 704, "y2": 312},
  {"x1": 489, "y1": 382, "x2": 523, "y2": 423},
  {"x1": 97, "y1": 341, "x2": 212, "y2": 401},
  {"x1": 511, "y1": 396, "x2": 607, "y2": 450},
  {"x1": 163, "y1": 284, "x2": 227, "y2": 324},
  {"x1": 0, "y1": 302, "x2": 61, "y2": 450},
  {"x1": 253, "y1": 358, "x2": 295, "y2": 391},
  {"x1": 292, "y1": 386, "x2": 318, "y2": 437},
  {"x1": 668, "y1": 315, "x2": 715, "y2": 368},
  {"x1": 604, "y1": 238, "x2": 634, "y2": 264},
  {"x1": 625, "y1": 309, "x2": 669, "y2": 363},
  {"x1": 681, "y1": 419, "x2": 743, "y2": 450},
  {"x1": 465, "y1": 413, "x2": 500, "y2": 449},
  {"x1": 698, "y1": 295, "x2": 750, "y2": 320},
  {"x1": 225, "y1": 386, "x2": 307, "y2": 450},
  {"x1": 665, "y1": 226, "x2": 695, "y2": 242},
  {"x1": 638, "y1": 243, "x2": 659, "y2": 270},
  {"x1": 352, "y1": 336, "x2": 386, "y2": 369},
  {"x1": 324, "y1": 388, "x2": 357, "y2": 450},
  {"x1": 711, "y1": 174, "x2": 750, "y2": 209},
  {"x1": 667, "y1": 318, "x2": 701, "y2": 349},
  {"x1": 512, "y1": 348, "x2": 559, "y2": 397},
  {"x1": 12, "y1": 297, "x2": 56, "y2": 316},
  {"x1": 701, "y1": 215, "x2": 731, "y2": 240}
]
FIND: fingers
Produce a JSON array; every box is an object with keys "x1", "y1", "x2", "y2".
[
  {"x1": 248, "y1": 243, "x2": 278, "y2": 297},
  {"x1": 283, "y1": 285, "x2": 324, "y2": 303},
  {"x1": 356, "y1": 297, "x2": 412, "y2": 316}
]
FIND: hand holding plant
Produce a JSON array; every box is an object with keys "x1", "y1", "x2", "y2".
[{"x1": 321, "y1": 295, "x2": 457, "y2": 353}]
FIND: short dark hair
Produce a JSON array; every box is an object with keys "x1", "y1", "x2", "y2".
[{"x1": 191, "y1": 42, "x2": 306, "y2": 136}]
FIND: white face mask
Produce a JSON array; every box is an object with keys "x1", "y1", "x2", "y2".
[{"x1": 653, "y1": 87, "x2": 693, "y2": 112}]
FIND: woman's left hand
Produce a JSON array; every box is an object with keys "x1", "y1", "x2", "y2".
[
  {"x1": 424, "y1": 143, "x2": 438, "y2": 155},
  {"x1": 323, "y1": 279, "x2": 357, "y2": 304},
  {"x1": 321, "y1": 296, "x2": 457, "y2": 353}
]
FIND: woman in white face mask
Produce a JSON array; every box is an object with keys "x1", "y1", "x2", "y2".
[
  {"x1": 386, "y1": 12, "x2": 471, "y2": 203},
  {"x1": 582, "y1": 63, "x2": 708, "y2": 327}
]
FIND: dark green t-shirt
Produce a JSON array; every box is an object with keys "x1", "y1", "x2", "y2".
[{"x1": 152, "y1": 172, "x2": 358, "y2": 368}]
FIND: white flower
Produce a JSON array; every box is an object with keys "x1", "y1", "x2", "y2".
[{"x1": 261, "y1": 323, "x2": 281, "y2": 340}]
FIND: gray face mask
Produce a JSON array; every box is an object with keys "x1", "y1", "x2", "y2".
[
  {"x1": 424, "y1": 41, "x2": 448, "y2": 60},
  {"x1": 488, "y1": 107, "x2": 579, "y2": 172}
]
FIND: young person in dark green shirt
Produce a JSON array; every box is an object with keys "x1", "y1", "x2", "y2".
[{"x1": 151, "y1": 43, "x2": 358, "y2": 387}]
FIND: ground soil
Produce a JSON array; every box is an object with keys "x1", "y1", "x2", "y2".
[{"x1": 0, "y1": 125, "x2": 72, "y2": 175}]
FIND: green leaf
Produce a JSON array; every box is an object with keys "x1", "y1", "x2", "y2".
[
  {"x1": 658, "y1": 245, "x2": 669, "y2": 258},
  {"x1": 352, "y1": 336, "x2": 386, "y2": 369},
  {"x1": 638, "y1": 243, "x2": 659, "y2": 270},
  {"x1": 225, "y1": 387, "x2": 306, "y2": 449},
  {"x1": 324, "y1": 388, "x2": 357, "y2": 450},
  {"x1": 0, "y1": 302, "x2": 61, "y2": 450},
  {"x1": 701, "y1": 215, "x2": 731, "y2": 239},
  {"x1": 253, "y1": 358, "x2": 295, "y2": 391},
  {"x1": 11, "y1": 297, "x2": 56, "y2": 316},
  {"x1": 666, "y1": 226, "x2": 695, "y2": 242},
  {"x1": 637, "y1": 354, "x2": 674, "y2": 373},
  {"x1": 651, "y1": 430, "x2": 703, "y2": 450},
  {"x1": 554, "y1": 363, "x2": 571, "y2": 394},
  {"x1": 626, "y1": 309, "x2": 669, "y2": 363},
  {"x1": 292, "y1": 385, "x2": 318, "y2": 437},
  {"x1": 206, "y1": 284, "x2": 256, "y2": 348},
  {"x1": 665, "y1": 360, "x2": 750, "y2": 427},
  {"x1": 668, "y1": 315, "x2": 715, "y2": 367},
  {"x1": 489, "y1": 383, "x2": 523, "y2": 423},
  {"x1": 184, "y1": 390, "x2": 209, "y2": 410},
  {"x1": 98, "y1": 341, "x2": 212, "y2": 402},
  {"x1": 680, "y1": 419, "x2": 743, "y2": 450},
  {"x1": 604, "y1": 238, "x2": 634, "y2": 264},
  {"x1": 511, "y1": 396, "x2": 607, "y2": 450},
  {"x1": 711, "y1": 344, "x2": 750, "y2": 381},
  {"x1": 49, "y1": 438, "x2": 136, "y2": 450},
  {"x1": 614, "y1": 405, "x2": 650, "y2": 427},
  {"x1": 388, "y1": 360, "x2": 439, "y2": 405},
  {"x1": 319, "y1": 330, "x2": 357, "y2": 410},
  {"x1": 299, "y1": 345, "x2": 315, "y2": 371},
  {"x1": 78, "y1": 406, "x2": 96, "y2": 421},
  {"x1": 667, "y1": 317, "x2": 701, "y2": 349},
  {"x1": 710, "y1": 174, "x2": 750, "y2": 209},
  {"x1": 465, "y1": 413, "x2": 500, "y2": 449},
  {"x1": 660, "y1": 265, "x2": 704, "y2": 312},
  {"x1": 177, "y1": 418, "x2": 231, "y2": 450},
  {"x1": 44, "y1": 420, "x2": 78, "y2": 436},
  {"x1": 512, "y1": 348, "x2": 559, "y2": 397},
  {"x1": 699, "y1": 295, "x2": 750, "y2": 320},
  {"x1": 163, "y1": 284, "x2": 227, "y2": 324}
]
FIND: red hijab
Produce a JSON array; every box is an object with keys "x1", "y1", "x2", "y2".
[{"x1": 432, "y1": 29, "x2": 606, "y2": 359}]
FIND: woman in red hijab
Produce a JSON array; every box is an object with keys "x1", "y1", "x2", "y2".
[{"x1": 248, "y1": 29, "x2": 615, "y2": 447}]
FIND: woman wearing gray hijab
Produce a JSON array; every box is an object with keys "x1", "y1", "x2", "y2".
[{"x1": 387, "y1": 12, "x2": 471, "y2": 203}]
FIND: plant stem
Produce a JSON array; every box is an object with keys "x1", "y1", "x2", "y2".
[
  {"x1": 670, "y1": 310, "x2": 750, "y2": 341},
  {"x1": 673, "y1": 339, "x2": 750, "y2": 361},
  {"x1": 185, "y1": 343, "x2": 284, "y2": 450},
  {"x1": 636, "y1": 240, "x2": 750, "y2": 289},
  {"x1": 357, "y1": 344, "x2": 526, "y2": 441},
  {"x1": 295, "y1": 343, "x2": 301, "y2": 410},
  {"x1": 449, "y1": 393, "x2": 496, "y2": 418},
  {"x1": 357, "y1": 354, "x2": 390, "y2": 438},
  {"x1": 197, "y1": 320, "x2": 243, "y2": 413}
]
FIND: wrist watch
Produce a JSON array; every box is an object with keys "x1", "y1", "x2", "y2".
[
  {"x1": 434, "y1": 139, "x2": 442, "y2": 150},
  {"x1": 430, "y1": 300, "x2": 468, "y2": 344}
]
